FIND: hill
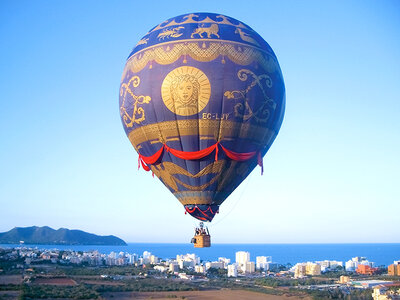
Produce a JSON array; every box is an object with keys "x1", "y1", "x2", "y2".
[{"x1": 0, "y1": 226, "x2": 127, "y2": 245}]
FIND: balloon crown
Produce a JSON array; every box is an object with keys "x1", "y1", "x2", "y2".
[{"x1": 128, "y1": 12, "x2": 275, "y2": 60}]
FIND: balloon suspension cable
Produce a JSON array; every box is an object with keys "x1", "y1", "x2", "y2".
[{"x1": 209, "y1": 171, "x2": 255, "y2": 227}]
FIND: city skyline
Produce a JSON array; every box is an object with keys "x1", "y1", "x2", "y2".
[{"x1": 1, "y1": 0, "x2": 399, "y2": 243}]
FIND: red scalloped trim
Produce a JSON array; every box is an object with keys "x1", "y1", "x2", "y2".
[
  {"x1": 185, "y1": 205, "x2": 218, "y2": 218},
  {"x1": 138, "y1": 142, "x2": 262, "y2": 173}
]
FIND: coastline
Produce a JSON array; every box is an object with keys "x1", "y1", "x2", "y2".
[{"x1": 1, "y1": 243, "x2": 399, "y2": 266}]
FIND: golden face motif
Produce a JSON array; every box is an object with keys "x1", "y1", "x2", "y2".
[
  {"x1": 177, "y1": 80, "x2": 194, "y2": 104},
  {"x1": 161, "y1": 66, "x2": 211, "y2": 116}
]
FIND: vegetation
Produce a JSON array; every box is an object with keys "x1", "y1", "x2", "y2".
[
  {"x1": 206, "y1": 267, "x2": 227, "y2": 278},
  {"x1": 51, "y1": 265, "x2": 145, "y2": 276},
  {"x1": 20, "y1": 284, "x2": 100, "y2": 299},
  {"x1": 0, "y1": 226, "x2": 126, "y2": 245},
  {"x1": 0, "y1": 261, "x2": 385, "y2": 300},
  {"x1": 256, "y1": 276, "x2": 334, "y2": 287}
]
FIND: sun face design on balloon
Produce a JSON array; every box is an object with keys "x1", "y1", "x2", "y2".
[{"x1": 161, "y1": 66, "x2": 211, "y2": 116}]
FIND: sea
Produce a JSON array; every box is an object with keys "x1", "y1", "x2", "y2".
[{"x1": 1, "y1": 243, "x2": 399, "y2": 267}]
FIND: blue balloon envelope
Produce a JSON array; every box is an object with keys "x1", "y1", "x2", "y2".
[{"x1": 120, "y1": 13, "x2": 285, "y2": 222}]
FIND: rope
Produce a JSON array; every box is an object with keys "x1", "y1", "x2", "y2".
[{"x1": 208, "y1": 171, "x2": 255, "y2": 227}]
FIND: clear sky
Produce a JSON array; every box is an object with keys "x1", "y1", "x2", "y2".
[{"x1": 1, "y1": 0, "x2": 399, "y2": 243}]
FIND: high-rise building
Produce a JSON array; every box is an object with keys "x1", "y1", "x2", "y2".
[
  {"x1": 256, "y1": 256, "x2": 272, "y2": 270},
  {"x1": 169, "y1": 262, "x2": 179, "y2": 273},
  {"x1": 236, "y1": 251, "x2": 250, "y2": 264},
  {"x1": 127, "y1": 253, "x2": 138, "y2": 264},
  {"x1": 143, "y1": 251, "x2": 151, "y2": 264},
  {"x1": 244, "y1": 262, "x2": 255, "y2": 273},
  {"x1": 218, "y1": 257, "x2": 231, "y2": 268},
  {"x1": 306, "y1": 262, "x2": 321, "y2": 276},
  {"x1": 294, "y1": 264, "x2": 307, "y2": 278},
  {"x1": 388, "y1": 261, "x2": 400, "y2": 276},
  {"x1": 236, "y1": 251, "x2": 250, "y2": 273},
  {"x1": 228, "y1": 264, "x2": 238, "y2": 277},
  {"x1": 150, "y1": 255, "x2": 159, "y2": 264},
  {"x1": 195, "y1": 265, "x2": 206, "y2": 274}
]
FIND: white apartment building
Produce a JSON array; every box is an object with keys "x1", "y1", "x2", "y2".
[
  {"x1": 127, "y1": 253, "x2": 138, "y2": 264},
  {"x1": 236, "y1": 251, "x2": 250, "y2": 273},
  {"x1": 149, "y1": 255, "x2": 159, "y2": 264},
  {"x1": 256, "y1": 256, "x2": 272, "y2": 270},
  {"x1": 218, "y1": 257, "x2": 231, "y2": 268},
  {"x1": 142, "y1": 251, "x2": 151, "y2": 264},
  {"x1": 345, "y1": 257, "x2": 373, "y2": 271},
  {"x1": 245, "y1": 261, "x2": 255, "y2": 273},
  {"x1": 228, "y1": 264, "x2": 238, "y2": 277},
  {"x1": 205, "y1": 261, "x2": 225, "y2": 270},
  {"x1": 179, "y1": 259, "x2": 195, "y2": 269},
  {"x1": 315, "y1": 260, "x2": 343, "y2": 271},
  {"x1": 169, "y1": 262, "x2": 179, "y2": 273},
  {"x1": 154, "y1": 265, "x2": 168, "y2": 272},
  {"x1": 306, "y1": 262, "x2": 321, "y2": 276},
  {"x1": 293, "y1": 262, "x2": 321, "y2": 277},
  {"x1": 195, "y1": 265, "x2": 206, "y2": 274},
  {"x1": 294, "y1": 263, "x2": 307, "y2": 278},
  {"x1": 177, "y1": 254, "x2": 200, "y2": 265}
]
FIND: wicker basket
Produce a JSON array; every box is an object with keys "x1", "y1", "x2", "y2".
[{"x1": 193, "y1": 234, "x2": 211, "y2": 248}]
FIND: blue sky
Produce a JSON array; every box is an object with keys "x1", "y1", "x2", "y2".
[{"x1": 0, "y1": 0, "x2": 399, "y2": 243}]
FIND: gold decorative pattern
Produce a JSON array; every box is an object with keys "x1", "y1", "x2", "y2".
[
  {"x1": 122, "y1": 41, "x2": 279, "y2": 77},
  {"x1": 136, "y1": 38, "x2": 149, "y2": 46},
  {"x1": 171, "y1": 160, "x2": 252, "y2": 205},
  {"x1": 176, "y1": 195, "x2": 215, "y2": 205},
  {"x1": 151, "y1": 160, "x2": 226, "y2": 192},
  {"x1": 234, "y1": 28, "x2": 260, "y2": 46},
  {"x1": 128, "y1": 119, "x2": 276, "y2": 151},
  {"x1": 157, "y1": 26, "x2": 184, "y2": 40},
  {"x1": 161, "y1": 66, "x2": 211, "y2": 116},
  {"x1": 191, "y1": 24, "x2": 220, "y2": 39},
  {"x1": 224, "y1": 69, "x2": 276, "y2": 123},
  {"x1": 149, "y1": 159, "x2": 252, "y2": 206},
  {"x1": 119, "y1": 76, "x2": 151, "y2": 127},
  {"x1": 147, "y1": 13, "x2": 249, "y2": 35}
]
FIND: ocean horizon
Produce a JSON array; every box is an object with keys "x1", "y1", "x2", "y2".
[{"x1": 1, "y1": 243, "x2": 399, "y2": 267}]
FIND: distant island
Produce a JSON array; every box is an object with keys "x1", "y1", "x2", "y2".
[{"x1": 0, "y1": 226, "x2": 127, "y2": 246}]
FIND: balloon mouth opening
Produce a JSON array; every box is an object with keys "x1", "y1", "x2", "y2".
[{"x1": 184, "y1": 204, "x2": 219, "y2": 222}]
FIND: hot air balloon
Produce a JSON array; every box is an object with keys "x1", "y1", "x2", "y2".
[{"x1": 119, "y1": 13, "x2": 285, "y2": 247}]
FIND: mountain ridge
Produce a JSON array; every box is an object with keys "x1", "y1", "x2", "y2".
[{"x1": 0, "y1": 226, "x2": 127, "y2": 245}]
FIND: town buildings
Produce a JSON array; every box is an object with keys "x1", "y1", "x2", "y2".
[
  {"x1": 372, "y1": 284, "x2": 400, "y2": 300},
  {"x1": 357, "y1": 264, "x2": 379, "y2": 275},
  {"x1": 256, "y1": 256, "x2": 272, "y2": 270},
  {"x1": 292, "y1": 262, "x2": 321, "y2": 278},
  {"x1": 235, "y1": 251, "x2": 250, "y2": 272},
  {"x1": 2, "y1": 246, "x2": 397, "y2": 287},
  {"x1": 388, "y1": 261, "x2": 400, "y2": 276},
  {"x1": 227, "y1": 264, "x2": 238, "y2": 277},
  {"x1": 345, "y1": 256, "x2": 374, "y2": 272}
]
